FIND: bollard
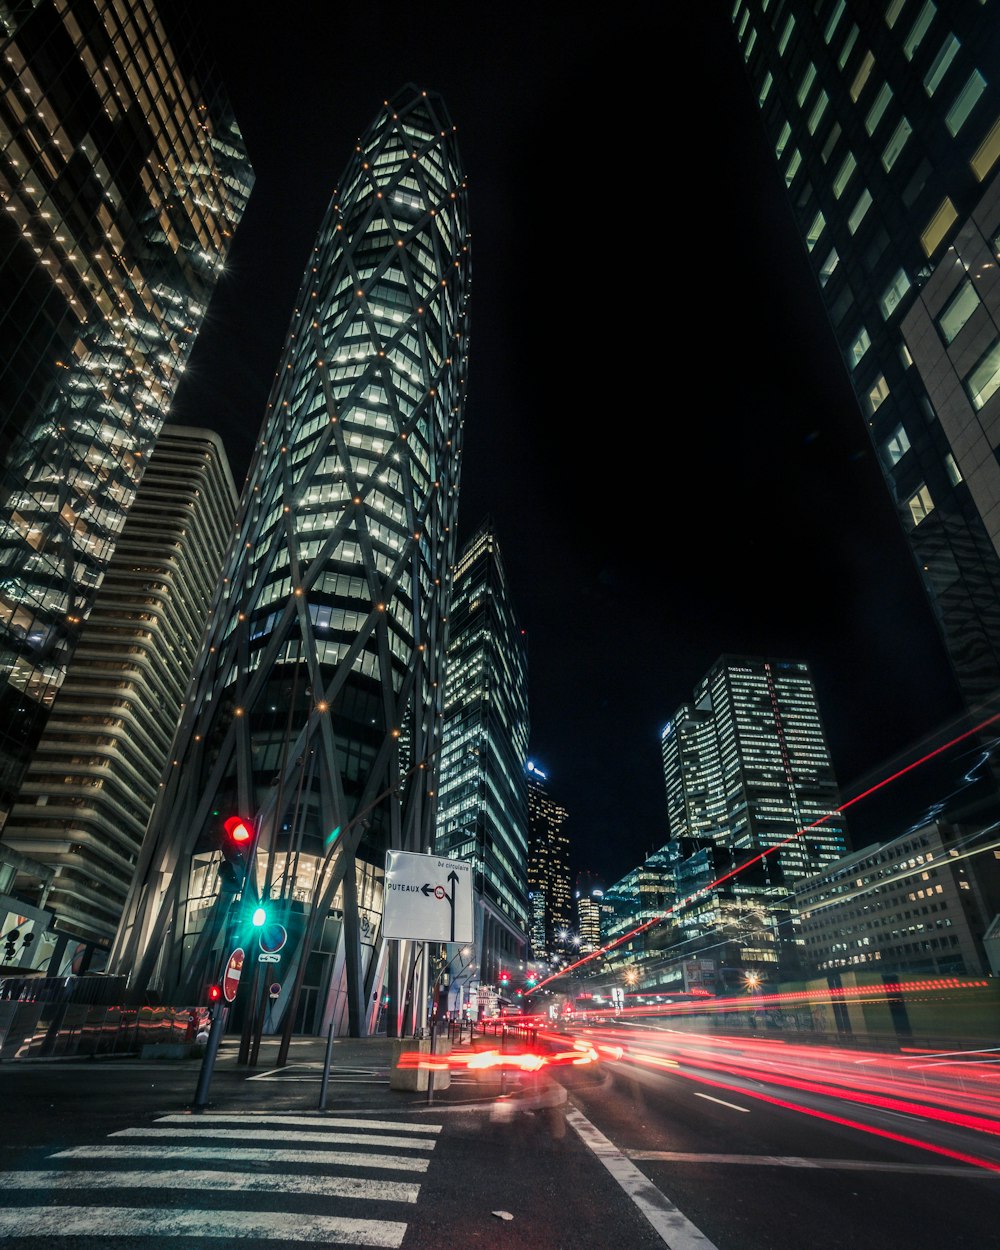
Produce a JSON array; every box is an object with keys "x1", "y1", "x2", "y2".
[
  {"x1": 192, "y1": 1003, "x2": 227, "y2": 1112},
  {"x1": 317, "y1": 1017, "x2": 336, "y2": 1110}
]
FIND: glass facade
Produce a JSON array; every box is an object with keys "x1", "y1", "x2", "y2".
[
  {"x1": 436, "y1": 521, "x2": 530, "y2": 993},
  {"x1": 0, "y1": 0, "x2": 253, "y2": 821},
  {"x1": 525, "y1": 759, "x2": 571, "y2": 960},
  {"x1": 112, "y1": 85, "x2": 471, "y2": 1037},
  {"x1": 729, "y1": 0, "x2": 1000, "y2": 722}
]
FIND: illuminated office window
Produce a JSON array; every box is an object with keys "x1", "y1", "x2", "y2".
[
  {"x1": 903, "y1": 1, "x2": 936, "y2": 60},
  {"x1": 882, "y1": 117, "x2": 912, "y2": 170},
  {"x1": 833, "y1": 152, "x2": 856, "y2": 198},
  {"x1": 851, "y1": 50, "x2": 875, "y2": 101},
  {"x1": 965, "y1": 339, "x2": 1000, "y2": 410},
  {"x1": 848, "y1": 188, "x2": 873, "y2": 234},
  {"x1": 819, "y1": 248, "x2": 840, "y2": 285},
  {"x1": 808, "y1": 90, "x2": 829, "y2": 135},
  {"x1": 806, "y1": 210, "x2": 826, "y2": 251},
  {"x1": 849, "y1": 327, "x2": 872, "y2": 369},
  {"x1": 938, "y1": 279, "x2": 981, "y2": 343},
  {"x1": 883, "y1": 425, "x2": 911, "y2": 466},
  {"x1": 946, "y1": 70, "x2": 987, "y2": 136},
  {"x1": 868, "y1": 375, "x2": 890, "y2": 414},
  {"x1": 866, "y1": 82, "x2": 893, "y2": 135},
  {"x1": 880, "y1": 269, "x2": 912, "y2": 318},
  {"x1": 925, "y1": 33, "x2": 960, "y2": 95},
  {"x1": 907, "y1": 484, "x2": 935, "y2": 525}
]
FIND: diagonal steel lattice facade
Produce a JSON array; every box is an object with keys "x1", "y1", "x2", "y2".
[{"x1": 111, "y1": 85, "x2": 471, "y2": 1035}]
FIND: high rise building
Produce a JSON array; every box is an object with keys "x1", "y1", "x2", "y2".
[
  {"x1": 0, "y1": 425, "x2": 236, "y2": 974},
  {"x1": 727, "y1": 2, "x2": 1000, "y2": 724},
  {"x1": 525, "y1": 759, "x2": 571, "y2": 959},
  {"x1": 662, "y1": 656, "x2": 849, "y2": 886},
  {"x1": 0, "y1": 0, "x2": 253, "y2": 821},
  {"x1": 111, "y1": 85, "x2": 471, "y2": 1039},
  {"x1": 436, "y1": 520, "x2": 530, "y2": 1004}
]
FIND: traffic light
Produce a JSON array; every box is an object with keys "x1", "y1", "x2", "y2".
[
  {"x1": 499, "y1": 970, "x2": 510, "y2": 987},
  {"x1": 219, "y1": 815, "x2": 253, "y2": 891},
  {"x1": 207, "y1": 984, "x2": 222, "y2": 1003},
  {"x1": 251, "y1": 905, "x2": 268, "y2": 928}
]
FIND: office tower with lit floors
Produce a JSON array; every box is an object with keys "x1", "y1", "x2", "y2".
[
  {"x1": 525, "y1": 758, "x2": 571, "y2": 960},
  {"x1": 662, "y1": 656, "x2": 849, "y2": 887},
  {"x1": 728, "y1": 2, "x2": 1000, "y2": 734},
  {"x1": 111, "y1": 85, "x2": 471, "y2": 1039},
  {"x1": 436, "y1": 520, "x2": 530, "y2": 1010},
  {"x1": 0, "y1": 426, "x2": 237, "y2": 975},
  {"x1": 0, "y1": 0, "x2": 253, "y2": 827}
]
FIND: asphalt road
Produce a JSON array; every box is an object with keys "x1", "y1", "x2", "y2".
[{"x1": 0, "y1": 1027, "x2": 997, "y2": 1249}]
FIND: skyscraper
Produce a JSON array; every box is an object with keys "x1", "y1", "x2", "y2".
[
  {"x1": 662, "y1": 655, "x2": 848, "y2": 886},
  {"x1": 436, "y1": 520, "x2": 530, "y2": 1002},
  {"x1": 112, "y1": 85, "x2": 471, "y2": 1039},
  {"x1": 1, "y1": 425, "x2": 236, "y2": 974},
  {"x1": 0, "y1": 0, "x2": 253, "y2": 821},
  {"x1": 728, "y1": 1, "x2": 1000, "y2": 724},
  {"x1": 525, "y1": 758, "x2": 571, "y2": 959}
]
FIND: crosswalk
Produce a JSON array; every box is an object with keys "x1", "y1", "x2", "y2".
[{"x1": 0, "y1": 1111, "x2": 443, "y2": 1245}]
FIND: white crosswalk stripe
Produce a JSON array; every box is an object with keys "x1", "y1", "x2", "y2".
[{"x1": 0, "y1": 1110, "x2": 441, "y2": 1244}]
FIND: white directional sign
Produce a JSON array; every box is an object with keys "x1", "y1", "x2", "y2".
[{"x1": 383, "y1": 850, "x2": 474, "y2": 943}]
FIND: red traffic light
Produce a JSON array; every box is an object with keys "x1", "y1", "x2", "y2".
[
  {"x1": 207, "y1": 984, "x2": 222, "y2": 1002},
  {"x1": 224, "y1": 816, "x2": 253, "y2": 843}
]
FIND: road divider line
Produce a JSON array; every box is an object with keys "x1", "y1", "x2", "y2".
[
  {"x1": 564, "y1": 1105, "x2": 719, "y2": 1250},
  {"x1": 693, "y1": 1093, "x2": 750, "y2": 1113}
]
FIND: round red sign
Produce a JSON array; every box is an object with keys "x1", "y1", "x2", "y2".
[{"x1": 222, "y1": 947, "x2": 245, "y2": 1003}]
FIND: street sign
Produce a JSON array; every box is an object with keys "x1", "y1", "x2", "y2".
[
  {"x1": 383, "y1": 850, "x2": 473, "y2": 943},
  {"x1": 268, "y1": 982, "x2": 281, "y2": 999},
  {"x1": 258, "y1": 951, "x2": 281, "y2": 963},
  {"x1": 258, "y1": 922, "x2": 287, "y2": 954},
  {"x1": 222, "y1": 947, "x2": 244, "y2": 1002}
]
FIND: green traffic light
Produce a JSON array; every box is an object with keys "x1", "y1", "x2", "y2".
[{"x1": 251, "y1": 906, "x2": 268, "y2": 927}]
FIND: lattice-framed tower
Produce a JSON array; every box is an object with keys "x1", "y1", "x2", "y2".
[{"x1": 111, "y1": 85, "x2": 470, "y2": 1037}]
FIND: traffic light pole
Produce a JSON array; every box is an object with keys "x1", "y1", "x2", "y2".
[{"x1": 192, "y1": 1002, "x2": 228, "y2": 1112}]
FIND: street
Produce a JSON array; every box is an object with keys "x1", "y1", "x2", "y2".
[{"x1": 0, "y1": 1025, "x2": 997, "y2": 1248}]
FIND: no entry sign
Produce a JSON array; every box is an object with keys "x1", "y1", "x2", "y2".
[{"x1": 222, "y1": 947, "x2": 245, "y2": 1002}]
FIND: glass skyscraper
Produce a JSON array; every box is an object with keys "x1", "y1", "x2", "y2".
[
  {"x1": 113, "y1": 85, "x2": 471, "y2": 1039},
  {"x1": 662, "y1": 655, "x2": 848, "y2": 886},
  {"x1": 436, "y1": 520, "x2": 530, "y2": 1001},
  {"x1": 0, "y1": 0, "x2": 253, "y2": 821},
  {"x1": 525, "y1": 758, "x2": 571, "y2": 960},
  {"x1": 728, "y1": 1, "x2": 1000, "y2": 725}
]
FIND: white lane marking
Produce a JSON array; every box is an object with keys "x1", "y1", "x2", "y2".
[
  {"x1": 155, "y1": 1113, "x2": 441, "y2": 1134},
  {"x1": 0, "y1": 1169, "x2": 419, "y2": 1201},
  {"x1": 50, "y1": 1145, "x2": 429, "y2": 1173},
  {"x1": 624, "y1": 1152, "x2": 998, "y2": 1176},
  {"x1": 564, "y1": 1105, "x2": 719, "y2": 1250},
  {"x1": 111, "y1": 1126, "x2": 436, "y2": 1150},
  {"x1": 692, "y1": 1093, "x2": 750, "y2": 1113},
  {"x1": 0, "y1": 1207, "x2": 406, "y2": 1245}
]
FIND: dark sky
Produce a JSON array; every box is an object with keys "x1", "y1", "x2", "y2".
[{"x1": 172, "y1": 5, "x2": 972, "y2": 886}]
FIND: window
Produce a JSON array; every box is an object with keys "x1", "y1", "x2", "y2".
[
  {"x1": 881, "y1": 269, "x2": 912, "y2": 318},
  {"x1": 938, "y1": 279, "x2": 981, "y2": 343},
  {"x1": 971, "y1": 116, "x2": 1000, "y2": 181},
  {"x1": 945, "y1": 453, "x2": 963, "y2": 485},
  {"x1": 798, "y1": 63, "x2": 817, "y2": 105},
  {"x1": 744, "y1": 28, "x2": 758, "y2": 58},
  {"x1": 886, "y1": 0, "x2": 907, "y2": 26},
  {"x1": 907, "y1": 484, "x2": 935, "y2": 525},
  {"x1": 825, "y1": 1, "x2": 846, "y2": 43},
  {"x1": 820, "y1": 248, "x2": 840, "y2": 286},
  {"x1": 784, "y1": 149, "x2": 802, "y2": 186},
  {"x1": 808, "y1": 90, "x2": 829, "y2": 135},
  {"x1": 776, "y1": 120, "x2": 792, "y2": 158},
  {"x1": 848, "y1": 188, "x2": 873, "y2": 234},
  {"x1": 903, "y1": 2, "x2": 935, "y2": 60},
  {"x1": 778, "y1": 14, "x2": 795, "y2": 55},
  {"x1": 866, "y1": 83, "x2": 893, "y2": 135},
  {"x1": 759, "y1": 71, "x2": 774, "y2": 105},
  {"x1": 822, "y1": 122, "x2": 843, "y2": 162},
  {"x1": 882, "y1": 117, "x2": 912, "y2": 170},
  {"x1": 924, "y1": 33, "x2": 960, "y2": 96},
  {"x1": 833, "y1": 152, "x2": 857, "y2": 197},
  {"x1": 884, "y1": 425, "x2": 911, "y2": 466},
  {"x1": 868, "y1": 375, "x2": 890, "y2": 414},
  {"x1": 965, "y1": 339, "x2": 1000, "y2": 410},
  {"x1": 946, "y1": 70, "x2": 987, "y2": 136},
  {"x1": 806, "y1": 211, "x2": 826, "y2": 251},
  {"x1": 839, "y1": 24, "x2": 859, "y2": 70},
  {"x1": 851, "y1": 51, "x2": 875, "y2": 101},
  {"x1": 849, "y1": 327, "x2": 872, "y2": 370},
  {"x1": 921, "y1": 197, "x2": 958, "y2": 256}
]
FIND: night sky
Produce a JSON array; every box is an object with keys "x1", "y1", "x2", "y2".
[{"x1": 171, "y1": 5, "x2": 972, "y2": 886}]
